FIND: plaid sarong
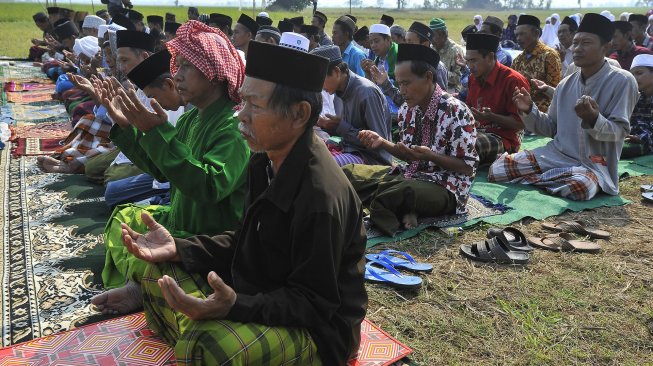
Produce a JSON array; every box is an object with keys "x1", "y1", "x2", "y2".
[
  {"x1": 141, "y1": 262, "x2": 321, "y2": 365},
  {"x1": 475, "y1": 131, "x2": 506, "y2": 165},
  {"x1": 57, "y1": 114, "x2": 115, "y2": 173},
  {"x1": 488, "y1": 150, "x2": 600, "y2": 201}
]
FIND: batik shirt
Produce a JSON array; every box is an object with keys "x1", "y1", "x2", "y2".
[
  {"x1": 512, "y1": 41, "x2": 562, "y2": 112},
  {"x1": 630, "y1": 94, "x2": 653, "y2": 153},
  {"x1": 396, "y1": 86, "x2": 479, "y2": 214}
]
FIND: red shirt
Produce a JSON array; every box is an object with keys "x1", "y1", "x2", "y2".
[
  {"x1": 610, "y1": 44, "x2": 653, "y2": 70},
  {"x1": 466, "y1": 61, "x2": 530, "y2": 152}
]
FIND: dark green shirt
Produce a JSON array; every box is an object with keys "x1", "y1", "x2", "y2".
[{"x1": 110, "y1": 97, "x2": 250, "y2": 237}]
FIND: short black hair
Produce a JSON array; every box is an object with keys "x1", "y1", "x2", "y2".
[
  {"x1": 268, "y1": 84, "x2": 323, "y2": 128},
  {"x1": 326, "y1": 61, "x2": 349, "y2": 76},
  {"x1": 257, "y1": 32, "x2": 280, "y2": 45}
]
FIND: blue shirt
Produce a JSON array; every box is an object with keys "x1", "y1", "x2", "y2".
[
  {"x1": 496, "y1": 46, "x2": 512, "y2": 67},
  {"x1": 342, "y1": 41, "x2": 368, "y2": 77}
]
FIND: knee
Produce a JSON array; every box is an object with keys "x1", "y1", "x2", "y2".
[{"x1": 104, "y1": 181, "x2": 122, "y2": 207}]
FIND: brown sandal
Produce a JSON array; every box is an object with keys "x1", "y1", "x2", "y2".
[
  {"x1": 527, "y1": 233, "x2": 601, "y2": 253},
  {"x1": 541, "y1": 220, "x2": 610, "y2": 240}
]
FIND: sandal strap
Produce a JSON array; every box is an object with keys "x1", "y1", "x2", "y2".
[
  {"x1": 543, "y1": 234, "x2": 574, "y2": 251},
  {"x1": 557, "y1": 221, "x2": 588, "y2": 235},
  {"x1": 487, "y1": 237, "x2": 511, "y2": 262},
  {"x1": 380, "y1": 249, "x2": 416, "y2": 264},
  {"x1": 474, "y1": 240, "x2": 493, "y2": 261},
  {"x1": 366, "y1": 258, "x2": 402, "y2": 276}
]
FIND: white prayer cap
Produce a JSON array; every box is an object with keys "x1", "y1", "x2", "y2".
[
  {"x1": 83, "y1": 15, "x2": 106, "y2": 29},
  {"x1": 474, "y1": 15, "x2": 482, "y2": 21},
  {"x1": 258, "y1": 11, "x2": 269, "y2": 18},
  {"x1": 649, "y1": 14, "x2": 653, "y2": 21},
  {"x1": 279, "y1": 32, "x2": 309, "y2": 52},
  {"x1": 99, "y1": 23, "x2": 126, "y2": 39},
  {"x1": 98, "y1": 25, "x2": 109, "y2": 38},
  {"x1": 73, "y1": 36, "x2": 100, "y2": 58},
  {"x1": 619, "y1": 12, "x2": 631, "y2": 21},
  {"x1": 631, "y1": 54, "x2": 653, "y2": 70},
  {"x1": 370, "y1": 24, "x2": 391, "y2": 36}
]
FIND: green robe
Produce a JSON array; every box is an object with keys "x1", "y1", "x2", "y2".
[
  {"x1": 102, "y1": 97, "x2": 250, "y2": 288},
  {"x1": 374, "y1": 42, "x2": 398, "y2": 81}
]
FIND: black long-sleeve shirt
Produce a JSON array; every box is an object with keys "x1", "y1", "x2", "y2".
[{"x1": 174, "y1": 128, "x2": 368, "y2": 365}]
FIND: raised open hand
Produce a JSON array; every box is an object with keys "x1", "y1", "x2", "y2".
[
  {"x1": 512, "y1": 86, "x2": 534, "y2": 114},
  {"x1": 115, "y1": 81, "x2": 168, "y2": 132},
  {"x1": 122, "y1": 212, "x2": 178, "y2": 263}
]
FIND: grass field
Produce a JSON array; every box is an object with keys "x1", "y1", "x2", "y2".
[
  {"x1": 0, "y1": 2, "x2": 647, "y2": 57},
  {"x1": 3, "y1": 2, "x2": 653, "y2": 364}
]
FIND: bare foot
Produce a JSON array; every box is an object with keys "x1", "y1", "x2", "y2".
[
  {"x1": 402, "y1": 213, "x2": 418, "y2": 229},
  {"x1": 37, "y1": 156, "x2": 74, "y2": 173},
  {"x1": 91, "y1": 281, "x2": 143, "y2": 315}
]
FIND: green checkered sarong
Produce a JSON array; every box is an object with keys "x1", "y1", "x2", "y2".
[{"x1": 141, "y1": 262, "x2": 322, "y2": 365}]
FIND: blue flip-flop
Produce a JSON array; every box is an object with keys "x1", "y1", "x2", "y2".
[
  {"x1": 366, "y1": 249, "x2": 433, "y2": 273},
  {"x1": 364, "y1": 260, "x2": 422, "y2": 289}
]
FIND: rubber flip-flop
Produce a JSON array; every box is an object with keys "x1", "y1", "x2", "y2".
[
  {"x1": 541, "y1": 220, "x2": 610, "y2": 240},
  {"x1": 364, "y1": 260, "x2": 422, "y2": 289},
  {"x1": 459, "y1": 236, "x2": 530, "y2": 265},
  {"x1": 643, "y1": 192, "x2": 653, "y2": 203},
  {"x1": 640, "y1": 184, "x2": 653, "y2": 192},
  {"x1": 527, "y1": 233, "x2": 601, "y2": 253},
  {"x1": 365, "y1": 249, "x2": 433, "y2": 273},
  {"x1": 486, "y1": 227, "x2": 533, "y2": 252}
]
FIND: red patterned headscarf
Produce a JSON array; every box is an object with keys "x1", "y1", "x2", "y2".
[{"x1": 166, "y1": 20, "x2": 244, "y2": 103}]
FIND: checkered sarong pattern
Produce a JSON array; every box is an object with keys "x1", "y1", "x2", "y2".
[
  {"x1": 475, "y1": 131, "x2": 505, "y2": 164},
  {"x1": 141, "y1": 262, "x2": 321, "y2": 365},
  {"x1": 59, "y1": 114, "x2": 114, "y2": 172},
  {"x1": 488, "y1": 150, "x2": 599, "y2": 201}
]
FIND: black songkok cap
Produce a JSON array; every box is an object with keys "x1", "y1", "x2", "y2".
[
  {"x1": 381, "y1": 14, "x2": 394, "y2": 26},
  {"x1": 165, "y1": 12, "x2": 176, "y2": 22},
  {"x1": 301, "y1": 25, "x2": 319, "y2": 36},
  {"x1": 345, "y1": 14, "x2": 357, "y2": 24},
  {"x1": 461, "y1": 24, "x2": 477, "y2": 39},
  {"x1": 238, "y1": 14, "x2": 259, "y2": 34},
  {"x1": 397, "y1": 43, "x2": 440, "y2": 68},
  {"x1": 613, "y1": 20, "x2": 633, "y2": 34},
  {"x1": 96, "y1": 9, "x2": 108, "y2": 17},
  {"x1": 578, "y1": 13, "x2": 615, "y2": 43},
  {"x1": 353, "y1": 25, "x2": 369, "y2": 42},
  {"x1": 289, "y1": 16, "x2": 304, "y2": 26},
  {"x1": 313, "y1": 11, "x2": 327, "y2": 24},
  {"x1": 47, "y1": 7, "x2": 60, "y2": 15},
  {"x1": 335, "y1": 15, "x2": 356, "y2": 34},
  {"x1": 147, "y1": 15, "x2": 163, "y2": 26},
  {"x1": 165, "y1": 22, "x2": 181, "y2": 34},
  {"x1": 111, "y1": 13, "x2": 136, "y2": 31},
  {"x1": 127, "y1": 49, "x2": 172, "y2": 90},
  {"x1": 409, "y1": 21, "x2": 432, "y2": 41},
  {"x1": 116, "y1": 30, "x2": 156, "y2": 52},
  {"x1": 54, "y1": 21, "x2": 78, "y2": 40},
  {"x1": 59, "y1": 8, "x2": 74, "y2": 18},
  {"x1": 127, "y1": 10, "x2": 144, "y2": 22},
  {"x1": 517, "y1": 14, "x2": 541, "y2": 28},
  {"x1": 561, "y1": 16, "x2": 578, "y2": 32},
  {"x1": 33, "y1": 12, "x2": 48, "y2": 22},
  {"x1": 465, "y1": 33, "x2": 500, "y2": 52},
  {"x1": 278, "y1": 20, "x2": 294, "y2": 33},
  {"x1": 210, "y1": 13, "x2": 232, "y2": 27},
  {"x1": 246, "y1": 40, "x2": 328, "y2": 93},
  {"x1": 256, "y1": 15, "x2": 273, "y2": 26},
  {"x1": 629, "y1": 14, "x2": 649, "y2": 25}
]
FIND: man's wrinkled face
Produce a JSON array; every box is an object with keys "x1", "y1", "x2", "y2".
[
  {"x1": 515, "y1": 25, "x2": 538, "y2": 50},
  {"x1": 116, "y1": 47, "x2": 147, "y2": 74},
  {"x1": 431, "y1": 30, "x2": 447, "y2": 49},
  {"x1": 311, "y1": 16, "x2": 323, "y2": 31},
  {"x1": 369, "y1": 33, "x2": 391, "y2": 58},
  {"x1": 173, "y1": 55, "x2": 212, "y2": 105},
  {"x1": 465, "y1": 49, "x2": 494, "y2": 78},
  {"x1": 557, "y1": 24, "x2": 574, "y2": 47},
  {"x1": 232, "y1": 23, "x2": 252, "y2": 48},
  {"x1": 612, "y1": 29, "x2": 630, "y2": 51},
  {"x1": 395, "y1": 62, "x2": 432, "y2": 108},
  {"x1": 36, "y1": 20, "x2": 49, "y2": 32},
  {"x1": 237, "y1": 77, "x2": 295, "y2": 153}
]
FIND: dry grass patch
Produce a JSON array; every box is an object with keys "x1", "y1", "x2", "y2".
[{"x1": 367, "y1": 175, "x2": 653, "y2": 365}]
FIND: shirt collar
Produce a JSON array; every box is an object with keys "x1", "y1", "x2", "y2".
[
  {"x1": 198, "y1": 96, "x2": 234, "y2": 121},
  {"x1": 482, "y1": 61, "x2": 501, "y2": 87},
  {"x1": 336, "y1": 70, "x2": 354, "y2": 99},
  {"x1": 343, "y1": 41, "x2": 355, "y2": 56},
  {"x1": 249, "y1": 127, "x2": 315, "y2": 212}
]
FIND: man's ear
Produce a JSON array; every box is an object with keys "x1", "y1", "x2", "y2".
[
  {"x1": 164, "y1": 77, "x2": 175, "y2": 91},
  {"x1": 290, "y1": 101, "x2": 312, "y2": 129}
]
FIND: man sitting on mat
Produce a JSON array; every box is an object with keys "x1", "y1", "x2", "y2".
[
  {"x1": 344, "y1": 44, "x2": 478, "y2": 237},
  {"x1": 465, "y1": 33, "x2": 530, "y2": 165},
  {"x1": 488, "y1": 14, "x2": 639, "y2": 201},
  {"x1": 622, "y1": 54, "x2": 653, "y2": 158},
  {"x1": 91, "y1": 40, "x2": 367, "y2": 365}
]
